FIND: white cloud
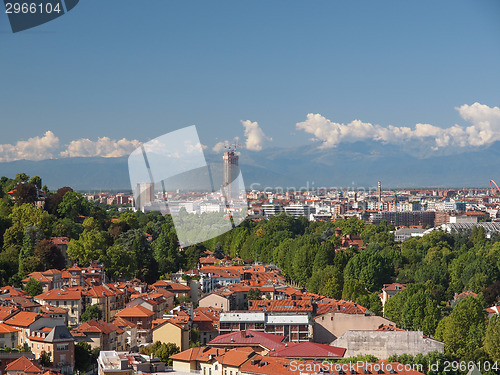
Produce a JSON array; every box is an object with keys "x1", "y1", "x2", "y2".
[
  {"x1": 0, "y1": 131, "x2": 59, "y2": 162},
  {"x1": 212, "y1": 141, "x2": 227, "y2": 153},
  {"x1": 241, "y1": 120, "x2": 272, "y2": 151},
  {"x1": 60, "y1": 137, "x2": 142, "y2": 158},
  {"x1": 296, "y1": 102, "x2": 500, "y2": 150}
]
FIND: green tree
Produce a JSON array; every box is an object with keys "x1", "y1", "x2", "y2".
[
  {"x1": 247, "y1": 288, "x2": 262, "y2": 301},
  {"x1": 13, "y1": 183, "x2": 38, "y2": 205},
  {"x1": 81, "y1": 304, "x2": 103, "y2": 322},
  {"x1": 484, "y1": 315, "x2": 500, "y2": 361},
  {"x1": 57, "y1": 191, "x2": 89, "y2": 220},
  {"x1": 28, "y1": 176, "x2": 42, "y2": 190},
  {"x1": 104, "y1": 243, "x2": 137, "y2": 280},
  {"x1": 0, "y1": 246, "x2": 19, "y2": 285},
  {"x1": 152, "y1": 225, "x2": 180, "y2": 276},
  {"x1": 342, "y1": 279, "x2": 369, "y2": 302},
  {"x1": 120, "y1": 229, "x2": 158, "y2": 283},
  {"x1": 67, "y1": 227, "x2": 108, "y2": 266},
  {"x1": 34, "y1": 239, "x2": 65, "y2": 270},
  {"x1": 25, "y1": 278, "x2": 42, "y2": 296},
  {"x1": 436, "y1": 296, "x2": 486, "y2": 357},
  {"x1": 39, "y1": 351, "x2": 52, "y2": 367},
  {"x1": 368, "y1": 292, "x2": 383, "y2": 316},
  {"x1": 344, "y1": 250, "x2": 391, "y2": 291},
  {"x1": 139, "y1": 341, "x2": 180, "y2": 365},
  {"x1": 213, "y1": 242, "x2": 225, "y2": 259},
  {"x1": 75, "y1": 341, "x2": 93, "y2": 371}
]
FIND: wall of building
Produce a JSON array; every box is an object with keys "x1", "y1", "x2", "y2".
[
  {"x1": 332, "y1": 330, "x2": 444, "y2": 358},
  {"x1": 313, "y1": 313, "x2": 395, "y2": 343},
  {"x1": 173, "y1": 360, "x2": 197, "y2": 372},
  {"x1": 199, "y1": 294, "x2": 230, "y2": 312},
  {"x1": 152, "y1": 323, "x2": 189, "y2": 351}
]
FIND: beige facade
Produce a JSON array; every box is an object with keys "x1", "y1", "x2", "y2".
[
  {"x1": 172, "y1": 359, "x2": 197, "y2": 372},
  {"x1": 313, "y1": 312, "x2": 395, "y2": 343},
  {"x1": 0, "y1": 323, "x2": 18, "y2": 348},
  {"x1": 199, "y1": 294, "x2": 230, "y2": 311},
  {"x1": 152, "y1": 321, "x2": 190, "y2": 351}
]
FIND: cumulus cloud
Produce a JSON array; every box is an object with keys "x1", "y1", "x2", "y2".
[
  {"x1": 296, "y1": 102, "x2": 500, "y2": 150},
  {"x1": 0, "y1": 131, "x2": 59, "y2": 162},
  {"x1": 241, "y1": 120, "x2": 272, "y2": 151},
  {"x1": 60, "y1": 137, "x2": 142, "y2": 158},
  {"x1": 212, "y1": 141, "x2": 227, "y2": 153}
]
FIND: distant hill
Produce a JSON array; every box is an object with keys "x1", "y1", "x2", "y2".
[{"x1": 0, "y1": 141, "x2": 498, "y2": 191}]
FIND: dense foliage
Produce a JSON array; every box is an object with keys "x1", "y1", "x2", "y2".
[{"x1": 2, "y1": 173, "x2": 500, "y2": 369}]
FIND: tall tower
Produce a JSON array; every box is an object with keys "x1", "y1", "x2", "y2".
[
  {"x1": 223, "y1": 145, "x2": 239, "y2": 201},
  {"x1": 378, "y1": 181, "x2": 382, "y2": 208},
  {"x1": 135, "y1": 182, "x2": 154, "y2": 212}
]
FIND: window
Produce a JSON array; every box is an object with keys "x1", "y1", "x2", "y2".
[{"x1": 57, "y1": 344, "x2": 69, "y2": 351}]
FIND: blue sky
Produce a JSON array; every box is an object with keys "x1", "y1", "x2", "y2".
[{"x1": 1, "y1": 0, "x2": 500, "y2": 161}]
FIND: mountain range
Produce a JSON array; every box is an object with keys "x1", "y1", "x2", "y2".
[{"x1": 0, "y1": 141, "x2": 498, "y2": 191}]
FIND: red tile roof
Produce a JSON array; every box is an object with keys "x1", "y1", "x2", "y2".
[
  {"x1": 0, "y1": 306, "x2": 20, "y2": 321},
  {"x1": 39, "y1": 305, "x2": 68, "y2": 314},
  {"x1": 116, "y1": 305, "x2": 154, "y2": 318},
  {"x1": 248, "y1": 299, "x2": 313, "y2": 312},
  {"x1": 1, "y1": 286, "x2": 28, "y2": 296},
  {"x1": 35, "y1": 289, "x2": 81, "y2": 300},
  {"x1": 0, "y1": 322, "x2": 19, "y2": 333},
  {"x1": 72, "y1": 320, "x2": 124, "y2": 335},
  {"x1": 112, "y1": 316, "x2": 137, "y2": 328},
  {"x1": 268, "y1": 342, "x2": 345, "y2": 359},
  {"x1": 382, "y1": 283, "x2": 406, "y2": 292},
  {"x1": 215, "y1": 347, "x2": 255, "y2": 367},
  {"x1": 169, "y1": 346, "x2": 204, "y2": 362},
  {"x1": 315, "y1": 300, "x2": 367, "y2": 315},
  {"x1": 4, "y1": 311, "x2": 41, "y2": 327},
  {"x1": 5, "y1": 356, "x2": 42, "y2": 373},
  {"x1": 486, "y1": 305, "x2": 500, "y2": 314},
  {"x1": 208, "y1": 330, "x2": 286, "y2": 351}
]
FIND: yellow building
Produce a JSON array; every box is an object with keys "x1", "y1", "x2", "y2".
[{"x1": 152, "y1": 320, "x2": 190, "y2": 351}]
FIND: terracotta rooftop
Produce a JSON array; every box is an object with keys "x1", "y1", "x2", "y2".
[
  {"x1": 5, "y1": 356, "x2": 42, "y2": 373},
  {"x1": 0, "y1": 306, "x2": 20, "y2": 321},
  {"x1": 116, "y1": 305, "x2": 154, "y2": 318},
  {"x1": 209, "y1": 330, "x2": 286, "y2": 351},
  {"x1": 4, "y1": 311, "x2": 41, "y2": 327},
  {"x1": 35, "y1": 289, "x2": 82, "y2": 300},
  {"x1": 248, "y1": 299, "x2": 313, "y2": 312},
  {"x1": 0, "y1": 322, "x2": 19, "y2": 333},
  {"x1": 112, "y1": 316, "x2": 137, "y2": 328},
  {"x1": 40, "y1": 305, "x2": 69, "y2": 314},
  {"x1": 72, "y1": 320, "x2": 124, "y2": 335},
  {"x1": 382, "y1": 283, "x2": 406, "y2": 292},
  {"x1": 215, "y1": 347, "x2": 255, "y2": 367},
  {"x1": 169, "y1": 346, "x2": 204, "y2": 362},
  {"x1": 268, "y1": 341, "x2": 346, "y2": 359},
  {"x1": 315, "y1": 300, "x2": 367, "y2": 315}
]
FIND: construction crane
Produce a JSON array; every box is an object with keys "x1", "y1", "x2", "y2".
[{"x1": 490, "y1": 180, "x2": 500, "y2": 196}]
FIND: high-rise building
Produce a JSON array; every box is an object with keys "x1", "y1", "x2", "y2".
[
  {"x1": 135, "y1": 182, "x2": 154, "y2": 212},
  {"x1": 223, "y1": 149, "x2": 239, "y2": 201}
]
